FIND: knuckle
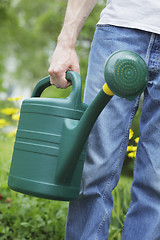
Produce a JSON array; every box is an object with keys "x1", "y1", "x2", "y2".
[
  {"x1": 48, "y1": 68, "x2": 53, "y2": 75},
  {"x1": 53, "y1": 68, "x2": 61, "y2": 75},
  {"x1": 48, "y1": 66, "x2": 61, "y2": 76}
]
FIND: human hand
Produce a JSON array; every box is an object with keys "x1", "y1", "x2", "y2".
[{"x1": 48, "y1": 43, "x2": 80, "y2": 89}]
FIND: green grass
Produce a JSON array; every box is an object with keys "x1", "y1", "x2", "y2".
[
  {"x1": 109, "y1": 176, "x2": 132, "y2": 240},
  {"x1": 0, "y1": 135, "x2": 14, "y2": 194},
  {"x1": 0, "y1": 134, "x2": 132, "y2": 240}
]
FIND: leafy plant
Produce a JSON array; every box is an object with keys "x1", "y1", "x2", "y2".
[{"x1": 0, "y1": 194, "x2": 68, "y2": 240}]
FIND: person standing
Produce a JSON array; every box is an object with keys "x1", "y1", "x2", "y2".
[{"x1": 48, "y1": 0, "x2": 160, "y2": 239}]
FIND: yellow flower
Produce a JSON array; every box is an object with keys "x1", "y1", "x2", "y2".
[
  {"x1": 12, "y1": 113, "x2": 20, "y2": 121},
  {"x1": 8, "y1": 129, "x2": 17, "y2": 137},
  {"x1": 0, "y1": 119, "x2": 7, "y2": 125},
  {"x1": 1, "y1": 108, "x2": 19, "y2": 115},
  {"x1": 0, "y1": 118, "x2": 9, "y2": 128},
  {"x1": 134, "y1": 137, "x2": 139, "y2": 144},
  {"x1": 128, "y1": 151, "x2": 136, "y2": 158},
  {"x1": 129, "y1": 129, "x2": 134, "y2": 140},
  {"x1": 8, "y1": 96, "x2": 23, "y2": 101},
  {"x1": 127, "y1": 145, "x2": 137, "y2": 152}
]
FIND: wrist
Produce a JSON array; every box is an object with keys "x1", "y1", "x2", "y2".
[{"x1": 58, "y1": 25, "x2": 77, "y2": 49}]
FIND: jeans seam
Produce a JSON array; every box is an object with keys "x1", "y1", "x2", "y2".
[
  {"x1": 95, "y1": 210, "x2": 108, "y2": 240},
  {"x1": 142, "y1": 34, "x2": 155, "y2": 113},
  {"x1": 145, "y1": 33, "x2": 155, "y2": 71}
]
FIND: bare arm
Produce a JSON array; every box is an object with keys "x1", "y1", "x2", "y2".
[{"x1": 48, "y1": 0, "x2": 98, "y2": 88}]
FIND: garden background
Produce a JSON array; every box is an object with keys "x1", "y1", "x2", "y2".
[{"x1": 0, "y1": 0, "x2": 141, "y2": 239}]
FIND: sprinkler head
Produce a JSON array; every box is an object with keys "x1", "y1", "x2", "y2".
[{"x1": 104, "y1": 50, "x2": 149, "y2": 100}]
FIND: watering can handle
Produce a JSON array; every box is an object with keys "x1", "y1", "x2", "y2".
[
  {"x1": 31, "y1": 71, "x2": 83, "y2": 105},
  {"x1": 31, "y1": 76, "x2": 51, "y2": 97}
]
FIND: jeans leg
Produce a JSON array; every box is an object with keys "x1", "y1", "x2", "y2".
[
  {"x1": 65, "y1": 26, "x2": 151, "y2": 240},
  {"x1": 122, "y1": 34, "x2": 160, "y2": 240}
]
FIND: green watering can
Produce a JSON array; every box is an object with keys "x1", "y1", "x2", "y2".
[{"x1": 8, "y1": 50, "x2": 149, "y2": 201}]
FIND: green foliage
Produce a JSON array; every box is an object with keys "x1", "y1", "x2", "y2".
[
  {"x1": 0, "y1": 195, "x2": 68, "y2": 240},
  {"x1": 0, "y1": 0, "x2": 106, "y2": 96},
  {"x1": 109, "y1": 176, "x2": 132, "y2": 240}
]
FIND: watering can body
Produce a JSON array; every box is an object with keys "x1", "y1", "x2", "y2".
[
  {"x1": 8, "y1": 72, "x2": 88, "y2": 201},
  {"x1": 8, "y1": 50, "x2": 149, "y2": 201}
]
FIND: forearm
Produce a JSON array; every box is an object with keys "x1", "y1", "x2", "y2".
[
  {"x1": 58, "y1": 0, "x2": 98, "y2": 48},
  {"x1": 48, "y1": 0, "x2": 97, "y2": 88}
]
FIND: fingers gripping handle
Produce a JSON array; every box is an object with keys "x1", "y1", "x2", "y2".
[{"x1": 31, "y1": 71, "x2": 82, "y2": 107}]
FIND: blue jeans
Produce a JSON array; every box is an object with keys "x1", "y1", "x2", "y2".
[{"x1": 65, "y1": 25, "x2": 160, "y2": 240}]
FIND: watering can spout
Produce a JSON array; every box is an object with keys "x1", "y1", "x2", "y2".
[
  {"x1": 55, "y1": 50, "x2": 149, "y2": 184},
  {"x1": 55, "y1": 86, "x2": 113, "y2": 184}
]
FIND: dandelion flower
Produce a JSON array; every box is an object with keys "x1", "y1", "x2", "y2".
[
  {"x1": 129, "y1": 129, "x2": 134, "y2": 140},
  {"x1": 0, "y1": 118, "x2": 9, "y2": 128},
  {"x1": 1, "y1": 108, "x2": 19, "y2": 115},
  {"x1": 127, "y1": 145, "x2": 137, "y2": 152},
  {"x1": 128, "y1": 151, "x2": 136, "y2": 158},
  {"x1": 0, "y1": 119, "x2": 7, "y2": 125},
  {"x1": 134, "y1": 137, "x2": 139, "y2": 144},
  {"x1": 8, "y1": 96, "x2": 23, "y2": 101},
  {"x1": 12, "y1": 113, "x2": 20, "y2": 121}
]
